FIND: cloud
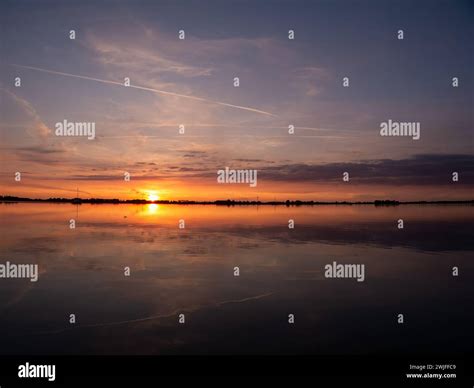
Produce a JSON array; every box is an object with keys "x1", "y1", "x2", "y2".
[
  {"x1": 1, "y1": 89, "x2": 51, "y2": 139},
  {"x1": 1, "y1": 144, "x2": 71, "y2": 166},
  {"x1": 182, "y1": 150, "x2": 209, "y2": 158},
  {"x1": 257, "y1": 154, "x2": 474, "y2": 185},
  {"x1": 232, "y1": 158, "x2": 267, "y2": 163},
  {"x1": 292, "y1": 66, "x2": 330, "y2": 97},
  {"x1": 14, "y1": 146, "x2": 66, "y2": 154},
  {"x1": 88, "y1": 34, "x2": 214, "y2": 79}
]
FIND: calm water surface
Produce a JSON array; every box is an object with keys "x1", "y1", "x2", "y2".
[{"x1": 0, "y1": 203, "x2": 473, "y2": 355}]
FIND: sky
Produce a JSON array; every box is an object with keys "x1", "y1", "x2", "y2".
[{"x1": 0, "y1": 0, "x2": 473, "y2": 201}]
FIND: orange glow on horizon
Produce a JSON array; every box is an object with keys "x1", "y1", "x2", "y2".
[{"x1": 1, "y1": 179, "x2": 473, "y2": 203}]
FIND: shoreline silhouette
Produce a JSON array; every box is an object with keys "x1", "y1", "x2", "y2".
[{"x1": 1, "y1": 196, "x2": 473, "y2": 206}]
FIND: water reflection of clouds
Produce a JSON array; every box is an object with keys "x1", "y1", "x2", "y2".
[{"x1": 0, "y1": 204, "x2": 473, "y2": 355}]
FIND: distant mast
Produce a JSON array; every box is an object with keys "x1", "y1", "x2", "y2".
[{"x1": 72, "y1": 187, "x2": 82, "y2": 204}]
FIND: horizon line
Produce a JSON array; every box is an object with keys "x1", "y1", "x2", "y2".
[{"x1": 1, "y1": 196, "x2": 473, "y2": 206}]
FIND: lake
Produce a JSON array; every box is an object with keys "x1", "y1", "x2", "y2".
[{"x1": 0, "y1": 203, "x2": 473, "y2": 355}]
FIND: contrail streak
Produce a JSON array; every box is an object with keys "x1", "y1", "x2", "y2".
[{"x1": 12, "y1": 64, "x2": 276, "y2": 117}]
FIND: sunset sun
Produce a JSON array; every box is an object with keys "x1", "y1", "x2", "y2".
[{"x1": 147, "y1": 192, "x2": 159, "y2": 202}]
